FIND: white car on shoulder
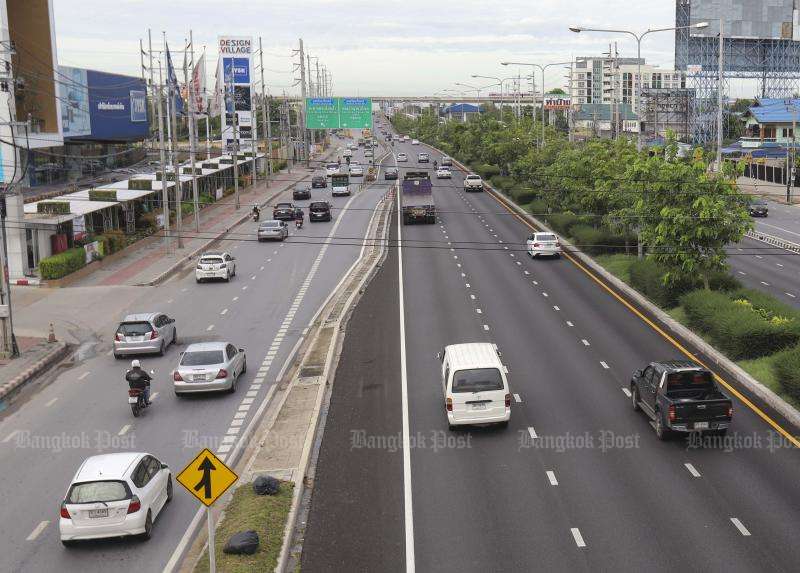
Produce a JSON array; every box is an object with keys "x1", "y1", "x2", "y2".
[
  {"x1": 526, "y1": 232, "x2": 561, "y2": 258},
  {"x1": 411, "y1": 139, "x2": 420, "y2": 145},
  {"x1": 59, "y1": 452, "x2": 172, "y2": 546}
]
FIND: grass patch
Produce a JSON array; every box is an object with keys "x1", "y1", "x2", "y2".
[
  {"x1": 738, "y1": 354, "x2": 800, "y2": 411},
  {"x1": 668, "y1": 306, "x2": 688, "y2": 325},
  {"x1": 194, "y1": 480, "x2": 294, "y2": 573},
  {"x1": 594, "y1": 254, "x2": 636, "y2": 284}
]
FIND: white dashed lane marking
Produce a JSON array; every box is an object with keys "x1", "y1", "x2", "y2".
[
  {"x1": 77, "y1": 371, "x2": 90, "y2": 381},
  {"x1": 118, "y1": 425, "x2": 132, "y2": 436},
  {"x1": 621, "y1": 387, "x2": 632, "y2": 398},
  {"x1": 220, "y1": 308, "x2": 228, "y2": 315},
  {"x1": 581, "y1": 339, "x2": 590, "y2": 346},
  {"x1": 3, "y1": 430, "x2": 20, "y2": 443},
  {"x1": 566, "y1": 321, "x2": 574, "y2": 327},
  {"x1": 513, "y1": 394, "x2": 522, "y2": 403},
  {"x1": 45, "y1": 397, "x2": 58, "y2": 407},
  {"x1": 730, "y1": 518, "x2": 751, "y2": 536},
  {"x1": 26, "y1": 521, "x2": 49, "y2": 541},
  {"x1": 546, "y1": 471, "x2": 558, "y2": 486},
  {"x1": 685, "y1": 463, "x2": 701, "y2": 477},
  {"x1": 600, "y1": 361, "x2": 609, "y2": 369},
  {"x1": 787, "y1": 293, "x2": 796, "y2": 298},
  {"x1": 207, "y1": 324, "x2": 215, "y2": 331},
  {"x1": 571, "y1": 528, "x2": 586, "y2": 548},
  {"x1": 527, "y1": 427, "x2": 538, "y2": 439}
]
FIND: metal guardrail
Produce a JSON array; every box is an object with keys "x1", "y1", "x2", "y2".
[{"x1": 744, "y1": 229, "x2": 800, "y2": 253}]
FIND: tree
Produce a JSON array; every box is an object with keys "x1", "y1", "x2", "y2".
[{"x1": 636, "y1": 134, "x2": 751, "y2": 289}]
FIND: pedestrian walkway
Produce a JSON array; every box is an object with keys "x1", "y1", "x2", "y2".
[
  {"x1": 0, "y1": 337, "x2": 69, "y2": 401},
  {"x1": 737, "y1": 175, "x2": 800, "y2": 204},
  {"x1": 70, "y1": 158, "x2": 332, "y2": 288}
]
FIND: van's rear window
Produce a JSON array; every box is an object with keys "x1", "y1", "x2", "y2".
[{"x1": 452, "y1": 368, "x2": 504, "y2": 393}]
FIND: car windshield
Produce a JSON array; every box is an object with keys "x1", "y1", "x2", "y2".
[
  {"x1": 200, "y1": 257, "x2": 223, "y2": 265},
  {"x1": 68, "y1": 480, "x2": 129, "y2": 504},
  {"x1": 181, "y1": 350, "x2": 225, "y2": 366},
  {"x1": 452, "y1": 368, "x2": 504, "y2": 393},
  {"x1": 118, "y1": 322, "x2": 153, "y2": 336}
]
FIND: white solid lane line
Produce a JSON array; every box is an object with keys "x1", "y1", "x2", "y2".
[
  {"x1": 514, "y1": 394, "x2": 522, "y2": 403},
  {"x1": 621, "y1": 387, "x2": 632, "y2": 397},
  {"x1": 118, "y1": 425, "x2": 132, "y2": 436},
  {"x1": 397, "y1": 185, "x2": 416, "y2": 573},
  {"x1": 600, "y1": 361, "x2": 609, "y2": 369},
  {"x1": 571, "y1": 528, "x2": 587, "y2": 548},
  {"x1": 546, "y1": 471, "x2": 558, "y2": 486},
  {"x1": 685, "y1": 463, "x2": 701, "y2": 477},
  {"x1": 45, "y1": 397, "x2": 58, "y2": 407},
  {"x1": 730, "y1": 518, "x2": 751, "y2": 536},
  {"x1": 528, "y1": 427, "x2": 538, "y2": 439},
  {"x1": 3, "y1": 430, "x2": 20, "y2": 443},
  {"x1": 77, "y1": 371, "x2": 90, "y2": 380},
  {"x1": 26, "y1": 521, "x2": 49, "y2": 541}
]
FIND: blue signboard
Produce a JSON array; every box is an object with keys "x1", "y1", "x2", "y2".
[
  {"x1": 59, "y1": 68, "x2": 149, "y2": 141},
  {"x1": 223, "y1": 57, "x2": 250, "y2": 84}
]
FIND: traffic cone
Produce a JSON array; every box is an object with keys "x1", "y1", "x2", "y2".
[{"x1": 47, "y1": 323, "x2": 57, "y2": 343}]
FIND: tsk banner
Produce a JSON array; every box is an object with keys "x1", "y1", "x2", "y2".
[
  {"x1": 543, "y1": 93, "x2": 571, "y2": 111},
  {"x1": 218, "y1": 36, "x2": 255, "y2": 154}
]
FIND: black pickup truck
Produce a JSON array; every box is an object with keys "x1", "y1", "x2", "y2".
[{"x1": 630, "y1": 360, "x2": 733, "y2": 440}]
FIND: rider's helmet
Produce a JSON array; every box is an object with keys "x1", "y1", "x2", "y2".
[{"x1": 131, "y1": 359, "x2": 141, "y2": 369}]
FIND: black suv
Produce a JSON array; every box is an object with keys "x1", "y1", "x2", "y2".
[
  {"x1": 293, "y1": 186, "x2": 311, "y2": 201},
  {"x1": 384, "y1": 167, "x2": 398, "y2": 180},
  {"x1": 309, "y1": 201, "x2": 332, "y2": 222},
  {"x1": 312, "y1": 175, "x2": 327, "y2": 188}
]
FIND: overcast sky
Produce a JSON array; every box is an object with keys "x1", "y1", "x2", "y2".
[{"x1": 53, "y1": 0, "x2": 724, "y2": 97}]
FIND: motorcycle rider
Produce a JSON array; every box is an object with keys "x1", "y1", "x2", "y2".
[
  {"x1": 126, "y1": 360, "x2": 152, "y2": 406},
  {"x1": 433, "y1": 160, "x2": 438, "y2": 170},
  {"x1": 295, "y1": 208, "x2": 305, "y2": 229},
  {"x1": 251, "y1": 205, "x2": 260, "y2": 221}
]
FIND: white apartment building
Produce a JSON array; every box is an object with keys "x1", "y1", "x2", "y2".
[{"x1": 571, "y1": 56, "x2": 686, "y2": 113}]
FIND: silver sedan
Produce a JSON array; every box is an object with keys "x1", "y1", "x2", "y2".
[
  {"x1": 173, "y1": 342, "x2": 247, "y2": 395},
  {"x1": 257, "y1": 220, "x2": 289, "y2": 242}
]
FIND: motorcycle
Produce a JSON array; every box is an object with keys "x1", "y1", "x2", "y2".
[
  {"x1": 295, "y1": 217, "x2": 303, "y2": 230},
  {"x1": 128, "y1": 370, "x2": 154, "y2": 417},
  {"x1": 252, "y1": 211, "x2": 260, "y2": 222}
]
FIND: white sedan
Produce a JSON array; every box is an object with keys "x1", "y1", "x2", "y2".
[
  {"x1": 526, "y1": 232, "x2": 562, "y2": 258},
  {"x1": 397, "y1": 153, "x2": 408, "y2": 162},
  {"x1": 411, "y1": 139, "x2": 420, "y2": 145},
  {"x1": 60, "y1": 452, "x2": 172, "y2": 545},
  {"x1": 350, "y1": 164, "x2": 364, "y2": 176},
  {"x1": 436, "y1": 167, "x2": 452, "y2": 179}
]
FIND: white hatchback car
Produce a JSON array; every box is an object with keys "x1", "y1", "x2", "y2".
[
  {"x1": 526, "y1": 232, "x2": 562, "y2": 258},
  {"x1": 60, "y1": 452, "x2": 172, "y2": 546},
  {"x1": 195, "y1": 251, "x2": 236, "y2": 282},
  {"x1": 397, "y1": 153, "x2": 408, "y2": 162},
  {"x1": 326, "y1": 163, "x2": 340, "y2": 177}
]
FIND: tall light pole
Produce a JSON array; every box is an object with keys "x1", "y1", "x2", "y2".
[
  {"x1": 455, "y1": 82, "x2": 485, "y2": 97},
  {"x1": 472, "y1": 75, "x2": 516, "y2": 123},
  {"x1": 568, "y1": 21, "x2": 708, "y2": 151},
  {"x1": 502, "y1": 61, "x2": 572, "y2": 147}
]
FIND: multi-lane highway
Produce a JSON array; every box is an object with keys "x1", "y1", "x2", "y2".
[
  {"x1": 0, "y1": 134, "x2": 393, "y2": 573},
  {"x1": 303, "y1": 120, "x2": 800, "y2": 572}
]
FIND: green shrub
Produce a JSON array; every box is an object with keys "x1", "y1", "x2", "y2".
[
  {"x1": 546, "y1": 212, "x2": 580, "y2": 236},
  {"x1": 155, "y1": 172, "x2": 177, "y2": 181},
  {"x1": 773, "y1": 345, "x2": 800, "y2": 402},
  {"x1": 37, "y1": 201, "x2": 70, "y2": 215},
  {"x1": 570, "y1": 224, "x2": 607, "y2": 256},
  {"x1": 88, "y1": 190, "x2": 116, "y2": 202},
  {"x1": 202, "y1": 163, "x2": 218, "y2": 170},
  {"x1": 128, "y1": 179, "x2": 153, "y2": 191},
  {"x1": 629, "y1": 258, "x2": 741, "y2": 308},
  {"x1": 509, "y1": 185, "x2": 536, "y2": 204},
  {"x1": 526, "y1": 199, "x2": 548, "y2": 216},
  {"x1": 490, "y1": 175, "x2": 515, "y2": 192},
  {"x1": 39, "y1": 247, "x2": 86, "y2": 280},
  {"x1": 680, "y1": 290, "x2": 800, "y2": 359}
]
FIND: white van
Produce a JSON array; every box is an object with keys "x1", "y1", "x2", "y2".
[{"x1": 438, "y1": 343, "x2": 510, "y2": 429}]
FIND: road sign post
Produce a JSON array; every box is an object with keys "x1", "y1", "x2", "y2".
[{"x1": 176, "y1": 448, "x2": 238, "y2": 573}]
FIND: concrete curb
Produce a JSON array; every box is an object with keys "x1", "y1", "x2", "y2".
[
  {"x1": 0, "y1": 341, "x2": 69, "y2": 401},
  {"x1": 142, "y1": 170, "x2": 321, "y2": 287},
  {"x1": 452, "y1": 155, "x2": 800, "y2": 431}
]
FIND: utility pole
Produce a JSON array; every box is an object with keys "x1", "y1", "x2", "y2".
[
  {"x1": 295, "y1": 39, "x2": 309, "y2": 167},
  {"x1": 788, "y1": 105, "x2": 796, "y2": 203},
  {"x1": 716, "y1": 17, "x2": 724, "y2": 170},
  {"x1": 147, "y1": 30, "x2": 157, "y2": 150},
  {"x1": 229, "y1": 67, "x2": 240, "y2": 209},
  {"x1": 285, "y1": 92, "x2": 293, "y2": 172},
  {"x1": 185, "y1": 32, "x2": 200, "y2": 232},
  {"x1": 156, "y1": 62, "x2": 170, "y2": 252},
  {"x1": 259, "y1": 37, "x2": 273, "y2": 184},
  {"x1": 165, "y1": 34, "x2": 183, "y2": 248}
]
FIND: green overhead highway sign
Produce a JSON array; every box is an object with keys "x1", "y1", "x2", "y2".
[{"x1": 306, "y1": 97, "x2": 372, "y2": 129}]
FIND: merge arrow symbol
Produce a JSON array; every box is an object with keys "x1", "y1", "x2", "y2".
[{"x1": 194, "y1": 456, "x2": 216, "y2": 499}]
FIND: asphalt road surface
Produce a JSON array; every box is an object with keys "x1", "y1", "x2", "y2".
[
  {"x1": 303, "y1": 119, "x2": 800, "y2": 572},
  {"x1": 0, "y1": 133, "x2": 393, "y2": 573}
]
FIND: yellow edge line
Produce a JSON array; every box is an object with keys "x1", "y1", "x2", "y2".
[{"x1": 486, "y1": 189, "x2": 800, "y2": 448}]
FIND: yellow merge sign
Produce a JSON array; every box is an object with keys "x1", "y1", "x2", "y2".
[{"x1": 176, "y1": 448, "x2": 238, "y2": 507}]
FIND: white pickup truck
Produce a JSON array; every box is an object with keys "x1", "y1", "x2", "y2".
[{"x1": 464, "y1": 173, "x2": 484, "y2": 192}]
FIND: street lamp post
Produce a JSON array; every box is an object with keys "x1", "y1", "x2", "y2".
[
  {"x1": 472, "y1": 75, "x2": 517, "y2": 124},
  {"x1": 501, "y1": 61, "x2": 572, "y2": 147},
  {"x1": 568, "y1": 21, "x2": 708, "y2": 151}
]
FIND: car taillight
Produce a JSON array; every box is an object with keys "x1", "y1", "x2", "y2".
[
  {"x1": 150, "y1": 330, "x2": 158, "y2": 340},
  {"x1": 114, "y1": 333, "x2": 120, "y2": 342},
  {"x1": 60, "y1": 503, "x2": 71, "y2": 519},
  {"x1": 446, "y1": 397, "x2": 453, "y2": 412},
  {"x1": 668, "y1": 404, "x2": 676, "y2": 423},
  {"x1": 173, "y1": 371, "x2": 183, "y2": 381},
  {"x1": 727, "y1": 403, "x2": 733, "y2": 418},
  {"x1": 127, "y1": 495, "x2": 141, "y2": 514},
  {"x1": 505, "y1": 393, "x2": 511, "y2": 408},
  {"x1": 216, "y1": 369, "x2": 228, "y2": 379},
  {"x1": 533, "y1": 242, "x2": 540, "y2": 247}
]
